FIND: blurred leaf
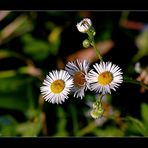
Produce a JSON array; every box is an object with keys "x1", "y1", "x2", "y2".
[
  {"x1": 0, "y1": 70, "x2": 16, "y2": 78},
  {"x1": 21, "y1": 33, "x2": 34, "y2": 43},
  {"x1": 25, "y1": 108, "x2": 41, "y2": 120},
  {"x1": 54, "y1": 106, "x2": 68, "y2": 136},
  {"x1": 0, "y1": 96, "x2": 28, "y2": 113},
  {"x1": 0, "y1": 50, "x2": 12, "y2": 59},
  {"x1": 77, "y1": 122, "x2": 96, "y2": 136},
  {"x1": 0, "y1": 75, "x2": 29, "y2": 93},
  {"x1": 69, "y1": 104, "x2": 79, "y2": 135},
  {"x1": 21, "y1": 34, "x2": 50, "y2": 61},
  {"x1": 0, "y1": 115, "x2": 18, "y2": 136},
  {"x1": 45, "y1": 21, "x2": 56, "y2": 30},
  {"x1": 134, "y1": 30, "x2": 148, "y2": 62},
  {"x1": 85, "y1": 94, "x2": 96, "y2": 102},
  {"x1": 12, "y1": 16, "x2": 34, "y2": 36},
  {"x1": 136, "y1": 30, "x2": 148, "y2": 51},
  {"x1": 98, "y1": 30, "x2": 112, "y2": 41},
  {"x1": 0, "y1": 15, "x2": 32, "y2": 45},
  {"x1": 0, "y1": 49, "x2": 25, "y2": 61},
  {"x1": 96, "y1": 21, "x2": 113, "y2": 41},
  {"x1": 124, "y1": 116, "x2": 146, "y2": 136},
  {"x1": 141, "y1": 103, "x2": 148, "y2": 124},
  {"x1": 48, "y1": 27, "x2": 62, "y2": 55},
  {"x1": 16, "y1": 112, "x2": 42, "y2": 136},
  {"x1": 93, "y1": 126, "x2": 124, "y2": 136},
  {"x1": 0, "y1": 75, "x2": 33, "y2": 112}
]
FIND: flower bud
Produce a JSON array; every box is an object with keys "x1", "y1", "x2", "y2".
[
  {"x1": 90, "y1": 107, "x2": 104, "y2": 119},
  {"x1": 76, "y1": 18, "x2": 92, "y2": 33},
  {"x1": 82, "y1": 39, "x2": 90, "y2": 48},
  {"x1": 90, "y1": 101, "x2": 104, "y2": 119}
]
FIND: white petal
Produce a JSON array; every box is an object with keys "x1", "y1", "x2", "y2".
[
  {"x1": 40, "y1": 70, "x2": 73, "y2": 104},
  {"x1": 65, "y1": 59, "x2": 90, "y2": 99},
  {"x1": 87, "y1": 61, "x2": 123, "y2": 94}
]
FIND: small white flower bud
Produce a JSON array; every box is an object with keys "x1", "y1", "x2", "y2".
[{"x1": 76, "y1": 18, "x2": 92, "y2": 33}]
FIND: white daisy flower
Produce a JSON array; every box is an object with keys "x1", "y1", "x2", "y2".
[
  {"x1": 65, "y1": 59, "x2": 90, "y2": 99},
  {"x1": 76, "y1": 18, "x2": 92, "y2": 33},
  {"x1": 87, "y1": 62, "x2": 123, "y2": 94},
  {"x1": 40, "y1": 70, "x2": 73, "y2": 104}
]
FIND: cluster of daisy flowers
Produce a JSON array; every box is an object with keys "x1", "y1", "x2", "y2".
[
  {"x1": 40, "y1": 18, "x2": 123, "y2": 118},
  {"x1": 40, "y1": 60, "x2": 123, "y2": 103}
]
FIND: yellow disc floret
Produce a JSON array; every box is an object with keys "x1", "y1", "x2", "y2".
[
  {"x1": 51, "y1": 80, "x2": 65, "y2": 94},
  {"x1": 98, "y1": 71, "x2": 113, "y2": 85}
]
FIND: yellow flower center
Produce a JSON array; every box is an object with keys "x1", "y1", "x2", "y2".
[
  {"x1": 73, "y1": 71, "x2": 86, "y2": 87},
  {"x1": 98, "y1": 71, "x2": 113, "y2": 85},
  {"x1": 50, "y1": 80, "x2": 65, "y2": 94}
]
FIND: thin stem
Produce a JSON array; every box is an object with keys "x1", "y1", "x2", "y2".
[
  {"x1": 96, "y1": 94, "x2": 104, "y2": 105},
  {"x1": 77, "y1": 122, "x2": 97, "y2": 136},
  {"x1": 91, "y1": 41, "x2": 103, "y2": 62},
  {"x1": 87, "y1": 31, "x2": 103, "y2": 62},
  {"x1": 124, "y1": 77, "x2": 148, "y2": 90}
]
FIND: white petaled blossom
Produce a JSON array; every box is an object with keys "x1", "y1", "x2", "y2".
[
  {"x1": 76, "y1": 18, "x2": 92, "y2": 33},
  {"x1": 65, "y1": 59, "x2": 90, "y2": 99},
  {"x1": 40, "y1": 70, "x2": 73, "y2": 104},
  {"x1": 87, "y1": 62, "x2": 123, "y2": 94}
]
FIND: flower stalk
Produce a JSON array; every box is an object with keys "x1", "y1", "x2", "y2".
[
  {"x1": 87, "y1": 30, "x2": 103, "y2": 62},
  {"x1": 76, "y1": 18, "x2": 103, "y2": 61},
  {"x1": 124, "y1": 77, "x2": 148, "y2": 90}
]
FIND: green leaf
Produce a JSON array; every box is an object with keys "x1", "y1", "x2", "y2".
[
  {"x1": 93, "y1": 126, "x2": 124, "y2": 136},
  {"x1": 133, "y1": 30, "x2": 148, "y2": 62},
  {"x1": 16, "y1": 112, "x2": 42, "y2": 136},
  {"x1": 54, "y1": 106, "x2": 68, "y2": 136},
  {"x1": 0, "y1": 50, "x2": 12, "y2": 59},
  {"x1": 0, "y1": 115, "x2": 18, "y2": 136},
  {"x1": 48, "y1": 27, "x2": 62, "y2": 55},
  {"x1": 13, "y1": 16, "x2": 34, "y2": 36},
  {"x1": 0, "y1": 75, "x2": 33, "y2": 113},
  {"x1": 21, "y1": 34, "x2": 50, "y2": 61},
  {"x1": 124, "y1": 116, "x2": 146, "y2": 136},
  {"x1": 23, "y1": 41, "x2": 50, "y2": 61},
  {"x1": 68, "y1": 103, "x2": 79, "y2": 135},
  {"x1": 141, "y1": 103, "x2": 148, "y2": 124}
]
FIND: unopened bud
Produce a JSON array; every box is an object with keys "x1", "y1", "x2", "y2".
[
  {"x1": 83, "y1": 39, "x2": 90, "y2": 48},
  {"x1": 90, "y1": 102, "x2": 104, "y2": 119},
  {"x1": 76, "y1": 18, "x2": 92, "y2": 33},
  {"x1": 90, "y1": 107, "x2": 104, "y2": 119}
]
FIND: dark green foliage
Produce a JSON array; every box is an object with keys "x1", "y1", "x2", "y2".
[{"x1": 0, "y1": 11, "x2": 147, "y2": 137}]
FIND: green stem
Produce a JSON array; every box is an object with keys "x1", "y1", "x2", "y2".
[
  {"x1": 77, "y1": 122, "x2": 97, "y2": 136},
  {"x1": 124, "y1": 77, "x2": 148, "y2": 90},
  {"x1": 91, "y1": 41, "x2": 103, "y2": 62},
  {"x1": 96, "y1": 94, "x2": 104, "y2": 105},
  {"x1": 87, "y1": 31, "x2": 103, "y2": 62}
]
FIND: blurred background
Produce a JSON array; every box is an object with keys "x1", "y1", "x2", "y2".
[{"x1": 0, "y1": 11, "x2": 147, "y2": 137}]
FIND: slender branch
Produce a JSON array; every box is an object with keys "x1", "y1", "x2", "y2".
[
  {"x1": 77, "y1": 122, "x2": 97, "y2": 136},
  {"x1": 87, "y1": 31, "x2": 103, "y2": 62},
  {"x1": 123, "y1": 77, "x2": 148, "y2": 90},
  {"x1": 91, "y1": 41, "x2": 103, "y2": 62},
  {"x1": 96, "y1": 94, "x2": 104, "y2": 105}
]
